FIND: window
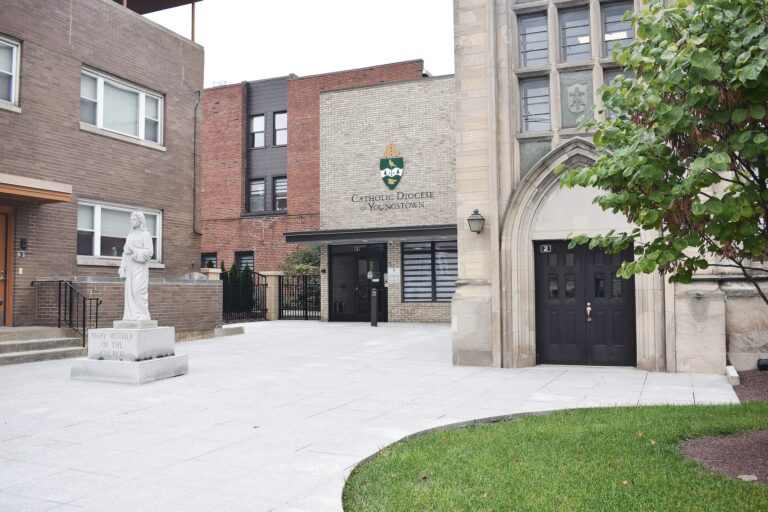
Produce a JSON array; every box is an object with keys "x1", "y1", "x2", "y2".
[
  {"x1": 250, "y1": 115, "x2": 265, "y2": 148},
  {"x1": 274, "y1": 111, "x2": 287, "y2": 146},
  {"x1": 602, "y1": 2, "x2": 634, "y2": 57},
  {"x1": 0, "y1": 36, "x2": 20, "y2": 106},
  {"x1": 273, "y1": 177, "x2": 287, "y2": 211},
  {"x1": 402, "y1": 241, "x2": 458, "y2": 302},
  {"x1": 235, "y1": 251, "x2": 254, "y2": 271},
  {"x1": 80, "y1": 69, "x2": 163, "y2": 144},
  {"x1": 603, "y1": 68, "x2": 633, "y2": 119},
  {"x1": 520, "y1": 78, "x2": 550, "y2": 132},
  {"x1": 201, "y1": 253, "x2": 217, "y2": 268},
  {"x1": 560, "y1": 8, "x2": 591, "y2": 62},
  {"x1": 77, "y1": 202, "x2": 161, "y2": 261},
  {"x1": 519, "y1": 13, "x2": 548, "y2": 67},
  {"x1": 249, "y1": 179, "x2": 265, "y2": 212}
]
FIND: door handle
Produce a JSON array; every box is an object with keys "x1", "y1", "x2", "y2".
[{"x1": 586, "y1": 302, "x2": 592, "y2": 322}]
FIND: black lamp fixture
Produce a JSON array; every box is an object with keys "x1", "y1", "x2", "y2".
[{"x1": 467, "y1": 209, "x2": 485, "y2": 234}]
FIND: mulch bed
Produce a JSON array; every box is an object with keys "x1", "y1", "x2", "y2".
[
  {"x1": 734, "y1": 370, "x2": 768, "y2": 403},
  {"x1": 680, "y1": 369, "x2": 768, "y2": 484}
]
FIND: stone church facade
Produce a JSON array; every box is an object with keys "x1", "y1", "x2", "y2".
[{"x1": 451, "y1": 0, "x2": 767, "y2": 373}]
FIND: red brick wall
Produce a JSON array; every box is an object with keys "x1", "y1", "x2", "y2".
[
  {"x1": 200, "y1": 61, "x2": 425, "y2": 272},
  {"x1": 286, "y1": 60, "x2": 425, "y2": 216}
]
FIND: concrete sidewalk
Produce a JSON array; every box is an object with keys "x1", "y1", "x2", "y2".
[{"x1": 0, "y1": 322, "x2": 738, "y2": 511}]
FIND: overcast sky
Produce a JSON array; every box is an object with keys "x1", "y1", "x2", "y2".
[{"x1": 145, "y1": 0, "x2": 455, "y2": 87}]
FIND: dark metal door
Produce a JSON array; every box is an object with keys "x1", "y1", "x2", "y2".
[
  {"x1": 329, "y1": 244, "x2": 387, "y2": 322},
  {"x1": 534, "y1": 241, "x2": 635, "y2": 366}
]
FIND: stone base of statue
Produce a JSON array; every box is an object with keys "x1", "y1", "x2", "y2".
[{"x1": 70, "y1": 322, "x2": 188, "y2": 385}]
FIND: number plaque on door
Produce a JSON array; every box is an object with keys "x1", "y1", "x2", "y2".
[{"x1": 539, "y1": 244, "x2": 552, "y2": 254}]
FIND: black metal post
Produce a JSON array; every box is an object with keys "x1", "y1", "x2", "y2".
[
  {"x1": 370, "y1": 279, "x2": 378, "y2": 327},
  {"x1": 81, "y1": 295, "x2": 87, "y2": 345},
  {"x1": 57, "y1": 281, "x2": 61, "y2": 328},
  {"x1": 303, "y1": 275, "x2": 309, "y2": 320}
]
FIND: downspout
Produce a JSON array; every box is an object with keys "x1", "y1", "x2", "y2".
[{"x1": 193, "y1": 89, "x2": 202, "y2": 234}]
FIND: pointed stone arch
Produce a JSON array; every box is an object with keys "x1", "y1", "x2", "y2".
[{"x1": 498, "y1": 138, "x2": 665, "y2": 369}]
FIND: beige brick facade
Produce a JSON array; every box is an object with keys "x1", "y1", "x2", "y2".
[{"x1": 320, "y1": 76, "x2": 456, "y2": 231}]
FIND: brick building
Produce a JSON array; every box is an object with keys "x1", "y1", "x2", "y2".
[
  {"x1": 0, "y1": 0, "x2": 220, "y2": 340},
  {"x1": 285, "y1": 76, "x2": 456, "y2": 323},
  {"x1": 200, "y1": 60, "x2": 426, "y2": 272}
]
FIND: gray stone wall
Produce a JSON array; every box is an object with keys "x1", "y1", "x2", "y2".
[{"x1": 319, "y1": 77, "x2": 456, "y2": 230}]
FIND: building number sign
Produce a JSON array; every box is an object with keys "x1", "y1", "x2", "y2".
[{"x1": 539, "y1": 244, "x2": 552, "y2": 254}]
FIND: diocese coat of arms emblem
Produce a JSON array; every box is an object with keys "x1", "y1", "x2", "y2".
[{"x1": 379, "y1": 143, "x2": 404, "y2": 190}]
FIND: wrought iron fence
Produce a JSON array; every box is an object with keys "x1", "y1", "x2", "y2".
[
  {"x1": 279, "y1": 275, "x2": 320, "y2": 320},
  {"x1": 57, "y1": 281, "x2": 102, "y2": 345},
  {"x1": 222, "y1": 269, "x2": 268, "y2": 323}
]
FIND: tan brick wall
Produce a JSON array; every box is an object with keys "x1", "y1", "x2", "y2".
[{"x1": 319, "y1": 76, "x2": 456, "y2": 231}]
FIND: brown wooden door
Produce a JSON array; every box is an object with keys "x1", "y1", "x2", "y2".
[
  {"x1": 535, "y1": 241, "x2": 635, "y2": 366},
  {"x1": 0, "y1": 213, "x2": 7, "y2": 326}
]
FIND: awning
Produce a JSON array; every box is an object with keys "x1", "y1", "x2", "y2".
[
  {"x1": 285, "y1": 224, "x2": 457, "y2": 245},
  {"x1": 0, "y1": 173, "x2": 72, "y2": 203},
  {"x1": 112, "y1": 0, "x2": 202, "y2": 15}
]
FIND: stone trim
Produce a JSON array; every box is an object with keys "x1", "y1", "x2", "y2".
[{"x1": 498, "y1": 138, "x2": 665, "y2": 370}]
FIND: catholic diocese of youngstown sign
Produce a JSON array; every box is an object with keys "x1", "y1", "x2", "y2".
[{"x1": 379, "y1": 143, "x2": 404, "y2": 190}]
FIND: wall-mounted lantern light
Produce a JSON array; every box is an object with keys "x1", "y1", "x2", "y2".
[{"x1": 467, "y1": 209, "x2": 485, "y2": 234}]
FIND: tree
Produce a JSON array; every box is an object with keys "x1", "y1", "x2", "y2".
[
  {"x1": 558, "y1": 0, "x2": 768, "y2": 306},
  {"x1": 280, "y1": 245, "x2": 320, "y2": 275}
]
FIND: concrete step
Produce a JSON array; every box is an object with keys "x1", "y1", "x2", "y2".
[
  {"x1": 0, "y1": 327, "x2": 76, "y2": 342},
  {"x1": 0, "y1": 337, "x2": 83, "y2": 354},
  {"x1": 0, "y1": 346, "x2": 87, "y2": 365}
]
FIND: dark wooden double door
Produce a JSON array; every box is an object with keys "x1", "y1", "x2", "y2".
[{"x1": 534, "y1": 241, "x2": 636, "y2": 366}]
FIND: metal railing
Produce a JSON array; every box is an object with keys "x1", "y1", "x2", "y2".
[
  {"x1": 222, "y1": 269, "x2": 268, "y2": 323},
  {"x1": 279, "y1": 275, "x2": 320, "y2": 320},
  {"x1": 57, "y1": 281, "x2": 102, "y2": 345}
]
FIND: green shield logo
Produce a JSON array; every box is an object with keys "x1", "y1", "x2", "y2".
[{"x1": 380, "y1": 143, "x2": 404, "y2": 190}]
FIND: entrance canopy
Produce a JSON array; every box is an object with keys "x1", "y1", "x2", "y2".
[
  {"x1": 285, "y1": 224, "x2": 457, "y2": 245},
  {"x1": 0, "y1": 173, "x2": 71, "y2": 203}
]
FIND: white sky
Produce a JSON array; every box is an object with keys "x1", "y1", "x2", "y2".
[{"x1": 145, "y1": 0, "x2": 455, "y2": 87}]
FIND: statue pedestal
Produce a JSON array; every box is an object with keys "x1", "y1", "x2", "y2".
[{"x1": 71, "y1": 324, "x2": 188, "y2": 385}]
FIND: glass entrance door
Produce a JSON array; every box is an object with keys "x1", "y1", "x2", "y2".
[{"x1": 330, "y1": 244, "x2": 388, "y2": 322}]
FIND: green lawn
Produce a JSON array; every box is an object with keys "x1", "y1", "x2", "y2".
[{"x1": 343, "y1": 403, "x2": 768, "y2": 511}]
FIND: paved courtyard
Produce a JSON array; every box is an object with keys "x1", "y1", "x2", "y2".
[{"x1": 0, "y1": 322, "x2": 738, "y2": 511}]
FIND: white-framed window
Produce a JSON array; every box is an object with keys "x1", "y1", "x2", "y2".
[
  {"x1": 250, "y1": 114, "x2": 265, "y2": 148},
  {"x1": 77, "y1": 201, "x2": 162, "y2": 261},
  {"x1": 80, "y1": 68, "x2": 164, "y2": 144},
  {"x1": 273, "y1": 177, "x2": 287, "y2": 211},
  {"x1": 249, "y1": 179, "x2": 265, "y2": 212},
  {"x1": 274, "y1": 111, "x2": 287, "y2": 146},
  {"x1": 0, "y1": 35, "x2": 21, "y2": 106}
]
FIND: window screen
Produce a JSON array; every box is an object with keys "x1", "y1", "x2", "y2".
[{"x1": 402, "y1": 241, "x2": 458, "y2": 302}]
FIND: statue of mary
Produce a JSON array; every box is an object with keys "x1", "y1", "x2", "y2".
[{"x1": 118, "y1": 212, "x2": 154, "y2": 321}]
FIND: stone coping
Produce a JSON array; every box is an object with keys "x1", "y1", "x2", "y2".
[{"x1": 34, "y1": 276, "x2": 222, "y2": 286}]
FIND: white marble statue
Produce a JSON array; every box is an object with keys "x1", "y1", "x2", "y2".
[{"x1": 118, "y1": 212, "x2": 154, "y2": 321}]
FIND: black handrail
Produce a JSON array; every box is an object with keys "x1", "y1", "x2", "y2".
[{"x1": 57, "y1": 281, "x2": 102, "y2": 346}]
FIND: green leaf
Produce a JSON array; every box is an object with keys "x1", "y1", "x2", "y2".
[
  {"x1": 749, "y1": 104, "x2": 766, "y2": 119},
  {"x1": 755, "y1": 133, "x2": 768, "y2": 144},
  {"x1": 691, "y1": 49, "x2": 716, "y2": 68},
  {"x1": 732, "y1": 109, "x2": 748, "y2": 123}
]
